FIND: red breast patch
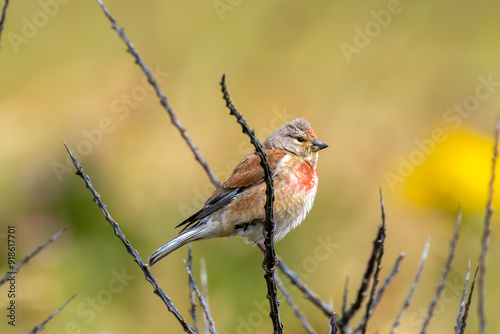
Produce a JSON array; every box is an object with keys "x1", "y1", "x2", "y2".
[{"x1": 295, "y1": 160, "x2": 318, "y2": 191}]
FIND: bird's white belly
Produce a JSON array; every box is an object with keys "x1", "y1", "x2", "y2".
[{"x1": 232, "y1": 165, "x2": 318, "y2": 244}]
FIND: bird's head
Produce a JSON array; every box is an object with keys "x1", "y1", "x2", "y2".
[{"x1": 263, "y1": 118, "x2": 328, "y2": 167}]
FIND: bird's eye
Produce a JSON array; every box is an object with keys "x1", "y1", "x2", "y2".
[{"x1": 296, "y1": 137, "x2": 305, "y2": 142}]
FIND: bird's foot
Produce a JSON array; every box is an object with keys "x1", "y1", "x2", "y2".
[{"x1": 257, "y1": 242, "x2": 279, "y2": 272}]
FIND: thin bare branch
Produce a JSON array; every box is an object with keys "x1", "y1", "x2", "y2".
[
  {"x1": 419, "y1": 207, "x2": 462, "y2": 333},
  {"x1": 64, "y1": 143, "x2": 196, "y2": 334},
  {"x1": 357, "y1": 188, "x2": 387, "y2": 334},
  {"x1": 455, "y1": 261, "x2": 471, "y2": 334},
  {"x1": 330, "y1": 313, "x2": 338, "y2": 334},
  {"x1": 185, "y1": 259, "x2": 217, "y2": 334},
  {"x1": 220, "y1": 74, "x2": 283, "y2": 333},
  {"x1": 478, "y1": 117, "x2": 499, "y2": 334},
  {"x1": 0, "y1": 0, "x2": 9, "y2": 47},
  {"x1": 187, "y1": 245, "x2": 198, "y2": 333},
  {"x1": 95, "y1": 0, "x2": 220, "y2": 188},
  {"x1": 355, "y1": 253, "x2": 405, "y2": 333},
  {"x1": 278, "y1": 260, "x2": 335, "y2": 317},
  {"x1": 459, "y1": 266, "x2": 479, "y2": 334},
  {"x1": 200, "y1": 257, "x2": 209, "y2": 334},
  {"x1": 28, "y1": 295, "x2": 75, "y2": 334},
  {"x1": 342, "y1": 277, "x2": 349, "y2": 323},
  {"x1": 276, "y1": 273, "x2": 316, "y2": 334},
  {"x1": 391, "y1": 239, "x2": 431, "y2": 334},
  {"x1": 338, "y1": 219, "x2": 386, "y2": 331},
  {"x1": 379, "y1": 187, "x2": 386, "y2": 223},
  {"x1": 371, "y1": 253, "x2": 405, "y2": 311},
  {"x1": 0, "y1": 226, "x2": 68, "y2": 287}
]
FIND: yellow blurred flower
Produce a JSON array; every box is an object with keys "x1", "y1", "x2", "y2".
[{"x1": 405, "y1": 128, "x2": 499, "y2": 213}]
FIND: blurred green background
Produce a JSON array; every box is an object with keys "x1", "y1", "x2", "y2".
[{"x1": 1, "y1": 1, "x2": 500, "y2": 333}]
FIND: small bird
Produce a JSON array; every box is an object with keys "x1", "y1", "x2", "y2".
[{"x1": 149, "y1": 118, "x2": 328, "y2": 266}]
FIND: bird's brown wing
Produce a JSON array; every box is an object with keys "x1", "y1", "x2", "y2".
[{"x1": 176, "y1": 149, "x2": 287, "y2": 231}]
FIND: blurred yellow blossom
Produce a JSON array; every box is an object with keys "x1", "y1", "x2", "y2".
[{"x1": 406, "y1": 128, "x2": 499, "y2": 214}]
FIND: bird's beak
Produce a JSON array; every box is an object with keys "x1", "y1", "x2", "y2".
[{"x1": 312, "y1": 138, "x2": 328, "y2": 152}]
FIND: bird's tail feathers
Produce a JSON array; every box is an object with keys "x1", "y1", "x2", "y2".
[{"x1": 148, "y1": 227, "x2": 207, "y2": 266}]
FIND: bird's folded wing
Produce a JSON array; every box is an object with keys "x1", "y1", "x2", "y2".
[{"x1": 176, "y1": 149, "x2": 287, "y2": 231}]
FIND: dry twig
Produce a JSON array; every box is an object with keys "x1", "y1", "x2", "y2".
[
  {"x1": 330, "y1": 313, "x2": 338, "y2": 334},
  {"x1": 220, "y1": 74, "x2": 283, "y2": 333},
  {"x1": 338, "y1": 218, "x2": 386, "y2": 332},
  {"x1": 0, "y1": 0, "x2": 9, "y2": 47},
  {"x1": 354, "y1": 252, "x2": 405, "y2": 333},
  {"x1": 357, "y1": 188, "x2": 387, "y2": 334},
  {"x1": 185, "y1": 258, "x2": 217, "y2": 334},
  {"x1": 478, "y1": 118, "x2": 499, "y2": 334},
  {"x1": 0, "y1": 226, "x2": 68, "y2": 287},
  {"x1": 187, "y1": 245, "x2": 199, "y2": 333},
  {"x1": 276, "y1": 273, "x2": 316, "y2": 334},
  {"x1": 1, "y1": 226, "x2": 71, "y2": 332},
  {"x1": 419, "y1": 208, "x2": 462, "y2": 333},
  {"x1": 458, "y1": 266, "x2": 479, "y2": 334},
  {"x1": 342, "y1": 277, "x2": 349, "y2": 322},
  {"x1": 277, "y1": 260, "x2": 335, "y2": 318},
  {"x1": 96, "y1": 0, "x2": 220, "y2": 188},
  {"x1": 200, "y1": 258, "x2": 210, "y2": 334},
  {"x1": 391, "y1": 239, "x2": 431, "y2": 333},
  {"x1": 455, "y1": 261, "x2": 471, "y2": 334},
  {"x1": 64, "y1": 143, "x2": 196, "y2": 334},
  {"x1": 371, "y1": 253, "x2": 405, "y2": 311},
  {"x1": 28, "y1": 295, "x2": 75, "y2": 334}
]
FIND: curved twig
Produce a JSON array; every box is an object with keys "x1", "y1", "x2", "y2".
[
  {"x1": 276, "y1": 273, "x2": 315, "y2": 334},
  {"x1": 458, "y1": 266, "x2": 479, "y2": 334},
  {"x1": 187, "y1": 245, "x2": 198, "y2": 333},
  {"x1": 220, "y1": 74, "x2": 283, "y2": 333},
  {"x1": 391, "y1": 239, "x2": 431, "y2": 333},
  {"x1": 478, "y1": 117, "x2": 499, "y2": 334},
  {"x1": 64, "y1": 143, "x2": 196, "y2": 334},
  {"x1": 455, "y1": 261, "x2": 471, "y2": 334},
  {"x1": 96, "y1": 0, "x2": 220, "y2": 188},
  {"x1": 184, "y1": 258, "x2": 217, "y2": 334},
  {"x1": 419, "y1": 208, "x2": 462, "y2": 333},
  {"x1": 277, "y1": 260, "x2": 334, "y2": 317},
  {"x1": 28, "y1": 295, "x2": 75, "y2": 334},
  {"x1": 0, "y1": 226, "x2": 68, "y2": 287},
  {"x1": 0, "y1": 0, "x2": 9, "y2": 47},
  {"x1": 338, "y1": 219, "x2": 386, "y2": 331}
]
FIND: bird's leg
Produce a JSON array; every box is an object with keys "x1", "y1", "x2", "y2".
[
  {"x1": 257, "y1": 242, "x2": 267, "y2": 257},
  {"x1": 257, "y1": 230, "x2": 279, "y2": 272},
  {"x1": 257, "y1": 242, "x2": 275, "y2": 271}
]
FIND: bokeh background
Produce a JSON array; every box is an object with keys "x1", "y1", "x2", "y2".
[{"x1": 1, "y1": 1, "x2": 500, "y2": 333}]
